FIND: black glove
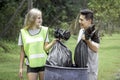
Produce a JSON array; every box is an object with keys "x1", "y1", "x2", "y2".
[
  {"x1": 85, "y1": 24, "x2": 95, "y2": 40},
  {"x1": 85, "y1": 30, "x2": 91, "y2": 40}
]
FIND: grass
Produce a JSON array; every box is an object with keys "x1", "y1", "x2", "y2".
[
  {"x1": 98, "y1": 34, "x2": 120, "y2": 80},
  {"x1": 0, "y1": 34, "x2": 120, "y2": 80}
]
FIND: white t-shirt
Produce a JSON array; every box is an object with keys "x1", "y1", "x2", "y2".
[
  {"x1": 77, "y1": 29, "x2": 99, "y2": 75},
  {"x1": 77, "y1": 28, "x2": 85, "y2": 43}
]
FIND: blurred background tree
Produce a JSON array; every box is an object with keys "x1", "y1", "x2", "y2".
[
  {"x1": 88, "y1": 0, "x2": 120, "y2": 35},
  {"x1": 0, "y1": 0, "x2": 120, "y2": 40}
]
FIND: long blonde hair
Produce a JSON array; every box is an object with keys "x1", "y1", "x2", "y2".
[{"x1": 24, "y1": 8, "x2": 42, "y2": 29}]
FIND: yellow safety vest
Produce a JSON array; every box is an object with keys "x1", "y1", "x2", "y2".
[{"x1": 21, "y1": 26, "x2": 48, "y2": 67}]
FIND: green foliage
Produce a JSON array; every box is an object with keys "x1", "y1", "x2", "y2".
[
  {"x1": 88, "y1": 0, "x2": 120, "y2": 34},
  {"x1": 0, "y1": 0, "x2": 25, "y2": 39},
  {"x1": 1, "y1": 0, "x2": 120, "y2": 40},
  {"x1": 0, "y1": 0, "x2": 81, "y2": 40},
  {"x1": 34, "y1": 0, "x2": 81, "y2": 28}
]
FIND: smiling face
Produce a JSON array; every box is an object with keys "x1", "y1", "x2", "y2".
[
  {"x1": 35, "y1": 12, "x2": 42, "y2": 27},
  {"x1": 24, "y1": 8, "x2": 43, "y2": 29},
  {"x1": 79, "y1": 14, "x2": 91, "y2": 29}
]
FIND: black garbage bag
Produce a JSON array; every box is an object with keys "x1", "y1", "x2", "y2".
[
  {"x1": 74, "y1": 24, "x2": 98, "y2": 68},
  {"x1": 74, "y1": 40, "x2": 88, "y2": 68},
  {"x1": 46, "y1": 40, "x2": 72, "y2": 67}
]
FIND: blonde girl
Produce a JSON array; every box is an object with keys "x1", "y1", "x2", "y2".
[{"x1": 18, "y1": 8, "x2": 57, "y2": 80}]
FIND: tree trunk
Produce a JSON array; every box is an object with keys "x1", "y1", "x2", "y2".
[
  {"x1": 0, "y1": 0, "x2": 26, "y2": 38},
  {"x1": 83, "y1": 0, "x2": 87, "y2": 9},
  {"x1": 28, "y1": 0, "x2": 33, "y2": 11}
]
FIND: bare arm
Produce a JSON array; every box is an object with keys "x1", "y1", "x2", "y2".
[
  {"x1": 82, "y1": 35, "x2": 99, "y2": 53},
  {"x1": 85, "y1": 40, "x2": 99, "y2": 53},
  {"x1": 19, "y1": 46, "x2": 25, "y2": 69},
  {"x1": 19, "y1": 46, "x2": 25, "y2": 78},
  {"x1": 44, "y1": 39, "x2": 57, "y2": 51}
]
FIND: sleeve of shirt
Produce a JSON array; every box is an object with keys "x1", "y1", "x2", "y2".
[
  {"x1": 91, "y1": 30, "x2": 100, "y2": 44},
  {"x1": 92, "y1": 41, "x2": 100, "y2": 49},
  {"x1": 18, "y1": 33, "x2": 23, "y2": 46},
  {"x1": 45, "y1": 34, "x2": 49, "y2": 42}
]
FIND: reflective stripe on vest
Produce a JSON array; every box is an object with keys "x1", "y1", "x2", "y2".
[{"x1": 21, "y1": 26, "x2": 48, "y2": 67}]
